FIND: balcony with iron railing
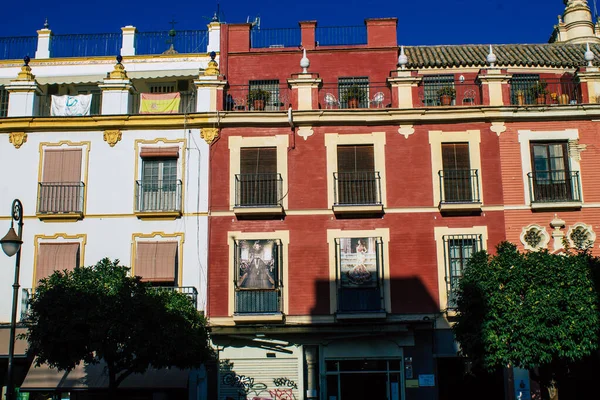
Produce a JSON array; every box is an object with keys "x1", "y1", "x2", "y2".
[
  {"x1": 438, "y1": 169, "x2": 481, "y2": 212},
  {"x1": 130, "y1": 91, "x2": 196, "y2": 115},
  {"x1": 36, "y1": 93, "x2": 101, "y2": 117},
  {"x1": 234, "y1": 173, "x2": 284, "y2": 216},
  {"x1": 337, "y1": 287, "x2": 384, "y2": 315},
  {"x1": 224, "y1": 85, "x2": 290, "y2": 112},
  {"x1": 510, "y1": 78, "x2": 581, "y2": 106},
  {"x1": 319, "y1": 84, "x2": 391, "y2": 109},
  {"x1": 37, "y1": 182, "x2": 85, "y2": 220},
  {"x1": 151, "y1": 286, "x2": 199, "y2": 309},
  {"x1": 417, "y1": 82, "x2": 482, "y2": 107},
  {"x1": 333, "y1": 171, "x2": 383, "y2": 215},
  {"x1": 234, "y1": 289, "x2": 282, "y2": 316},
  {"x1": 528, "y1": 171, "x2": 582, "y2": 210},
  {"x1": 135, "y1": 179, "x2": 182, "y2": 218}
]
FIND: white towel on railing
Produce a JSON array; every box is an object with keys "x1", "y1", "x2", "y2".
[{"x1": 51, "y1": 94, "x2": 93, "y2": 116}]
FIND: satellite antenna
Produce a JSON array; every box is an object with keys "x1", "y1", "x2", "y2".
[{"x1": 247, "y1": 15, "x2": 261, "y2": 30}]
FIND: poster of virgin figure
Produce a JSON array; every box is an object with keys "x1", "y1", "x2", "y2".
[
  {"x1": 339, "y1": 237, "x2": 377, "y2": 287},
  {"x1": 237, "y1": 239, "x2": 277, "y2": 289}
]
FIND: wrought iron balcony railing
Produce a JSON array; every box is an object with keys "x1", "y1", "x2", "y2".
[
  {"x1": 510, "y1": 77, "x2": 581, "y2": 106},
  {"x1": 439, "y1": 169, "x2": 481, "y2": 204},
  {"x1": 135, "y1": 179, "x2": 182, "y2": 213},
  {"x1": 334, "y1": 171, "x2": 382, "y2": 206},
  {"x1": 235, "y1": 173, "x2": 283, "y2": 207},
  {"x1": 130, "y1": 91, "x2": 196, "y2": 115},
  {"x1": 337, "y1": 287, "x2": 384, "y2": 313},
  {"x1": 224, "y1": 85, "x2": 290, "y2": 112},
  {"x1": 235, "y1": 289, "x2": 281, "y2": 314},
  {"x1": 318, "y1": 84, "x2": 391, "y2": 109},
  {"x1": 37, "y1": 182, "x2": 85, "y2": 214},
  {"x1": 417, "y1": 82, "x2": 482, "y2": 107},
  {"x1": 528, "y1": 171, "x2": 581, "y2": 203},
  {"x1": 152, "y1": 286, "x2": 199, "y2": 309}
]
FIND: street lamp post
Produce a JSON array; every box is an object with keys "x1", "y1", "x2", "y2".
[{"x1": 1, "y1": 200, "x2": 24, "y2": 400}]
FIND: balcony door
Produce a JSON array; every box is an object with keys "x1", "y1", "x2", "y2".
[
  {"x1": 239, "y1": 147, "x2": 278, "y2": 206},
  {"x1": 530, "y1": 142, "x2": 571, "y2": 202},
  {"x1": 336, "y1": 145, "x2": 377, "y2": 205},
  {"x1": 141, "y1": 158, "x2": 177, "y2": 211},
  {"x1": 441, "y1": 143, "x2": 472, "y2": 203}
]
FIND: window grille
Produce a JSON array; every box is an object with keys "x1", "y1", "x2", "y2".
[
  {"x1": 422, "y1": 75, "x2": 455, "y2": 106},
  {"x1": 237, "y1": 147, "x2": 280, "y2": 207},
  {"x1": 338, "y1": 77, "x2": 369, "y2": 109},
  {"x1": 443, "y1": 234, "x2": 482, "y2": 309},
  {"x1": 510, "y1": 74, "x2": 540, "y2": 105},
  {"x1": 149, "y1": 82, "x2": 176, "y2": 93},
  {"x1": 249, "y1": 80, "x2": 281, "y2": 111}
]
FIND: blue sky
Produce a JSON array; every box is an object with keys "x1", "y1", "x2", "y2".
[{"x1": 0, "y1": 0, "x2": 588, "y2": 45}]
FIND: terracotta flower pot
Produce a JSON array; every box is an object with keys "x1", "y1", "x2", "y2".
[
  {"x1": 440, "y1": 95, "x2": 453, "y2": 106},
  {"x1": 347, "y1": 98, "x2": 360, "y2": 109},
  {"x1": 253, "y1": 99, "x2": 265, "y2": 110},
  {"x1": 536, "y1": 95, "x2": 546, "y2": 105}
]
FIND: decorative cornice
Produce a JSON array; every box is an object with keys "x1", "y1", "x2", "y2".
[
  {"x1": 201, "y1": 127, "x2": 219, "y2": 144},
  {"x1": 103, "y1": 129, "x2": 122, "y2": 147},
  {"x1": 8, "y1": 132, "x2": 27, "y2": 149}
]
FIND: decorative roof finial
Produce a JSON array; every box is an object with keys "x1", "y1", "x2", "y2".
[
  {"x1": 300, "y1": 48, "x2": 310, "y2": 73},
  {"x1": 204, "y1": 52, "x2": 220, "y2": 76},
  {"x1": 585, "y1": 42, "x2": 595, "y2": 66},
  {"x1": 43, "y1": 18, "x2": 49, "y2": 29},
  {"x1": 16, "y1": 55, "x2": 35, "y2": 81},
  {"x1": 23, "y1": 55, "x2": 30, "y2": 66},
  {"x1": 398, "y1": 45, "x2": 408, "y2": 70},
  {"x1": 109, "y1": 54, "x2": 128, "y2": 80},
  {"x1": 487, "y1": 44, "x2": 497, "y2": 67},
  {"x1": 116, "y1": 54, "x2": 123, "y2": 64}
]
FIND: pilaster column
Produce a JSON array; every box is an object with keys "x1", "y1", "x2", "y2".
[
  {"x1": 121, "y1": 26, "x2": 136, "y2": 56},
  {"x1": 35, "y1": 28, "x2": 52, "y2": 59},
  {"x1": 5, "y1": 61, "x2": 41, "y2": 117},
  {"x1": 387, "y1": 70, "x2": 421, "y2": 108},
  {"x1": 207, "y1": 22, "x2": 221, "y2": 53},
  {"x1": 288, "y1": 73, "x2": 322, "y2": 110},
  {"x1": 195, "y1": 55, "x2": 226, "y2": 112},
  {"x1": 477, "y1": 68, "x2": 512, "y2": 106},
  {"x1": 576, "y1": 66, "x2": 600, "y2": 103},
  {"x1": 98, "y1": 59, "x2": 133, "y2": 115},
  {"x1": 304, "y1": 346, "x2": 318, "y2": 400}
]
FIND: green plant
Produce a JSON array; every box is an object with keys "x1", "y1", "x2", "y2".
[
  {"x1": 247, "y1": 88, "x2": 271, "y2": 104},
  {"x1": 529, "y1": 80, "x2": 548, "y2": 97},
  {"x1": 341, "y1": 84, "x2": 368, "y2": 103},
  {"x1": 436, "y1": 85, "x2": 456, "y2": 99}
]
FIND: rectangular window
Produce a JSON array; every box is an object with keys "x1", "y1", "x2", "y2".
[
  {"x1": 423, "y1": 75, "x2": 455, "y2": 106},
  {"x1": 0, "y1": 86, "x2": 8, "y2": 117},
  {"x1": 236, "y1": 147, "x2": 280, "y2": 207},
  {"x1": 510, "y1": 74, "x2": 540, "y2": 105},
  {"x1": 338, "y1": 77, "x2": 369, "y2": 109},
  {"x1": 443, "y1": 234, "x2": 482, "y2": 309},
  {"x1": 36, "y1": 243, "x2": 80, "y2": 283},
  {"x1": 529, "y1": 142, "x2": 575, "y2": 202},
  {"x1": 137, "y1": 147, "x2": 180, "y2": 212},
  {"x1": 149, "y1": 82, "x2": 176, "y2": 93},
  {"x1": 249, "y1": 80, "x2": 281, "y2": 111},
  {"x1": 135, "y1": 241, "x2": 178, "y2": 285},
  {"x1": 234, "y1": 239, "x2": 281, "y2": 314},
  {"x1": 335, "y1": 237, "x2": 384, "y2": 313},
  {"x1": 38, "y1": 149, "x2": 84, "y2": 214},
  {"x1": 335, "y1": 145, "x2": 379, "y2": 205},
  {"x1": 441, "y1": 143, "x2": 475, "y2": 203}
]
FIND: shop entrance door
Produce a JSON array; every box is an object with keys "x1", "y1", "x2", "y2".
[{"x1": 326, "y1": 359, "x2": 402, "y2": 400}]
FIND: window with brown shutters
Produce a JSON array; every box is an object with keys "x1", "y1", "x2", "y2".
[
  {"x1": 135, "y1": 241, "x2": 178, "y2": 285},
  {"x1": 38, "y1": 148, "x2": 84, "y2": 214},
  {"x1": 35, "y1": 243, "x2": 80, "y2": 284},
  {"x1": 335, "y1": 145, "x2": 379, "y2": 205},
  {"x1": 441, "y1": 143, "x2": 474, "y2": 203},
  {"x1": 237, "y1": 147, "x2": 280, "y2": 206}
]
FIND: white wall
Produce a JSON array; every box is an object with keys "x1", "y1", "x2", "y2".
[{"x1": 0, "y1": 127, "x2": 210, "y2": 321}]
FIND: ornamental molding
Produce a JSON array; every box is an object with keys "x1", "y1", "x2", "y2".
[
  {"x1": 8, "y1": 132, "x2": 27, "y2": 149},
  {"x1": 567, "y1": 222, "x2": 596, "y2": 249},
  {"x1": 103, "y1": 130, "x2": 122, "y2": 147},
  {"x1": 201, "y1": 127, "x2": 219, "y2": 145},
  {"x1": 297, "y1": 127, "x2": 314, "y2": 141},
  {"x1": 490, "y1": 122, "x2": 506, "y2": 136},
  {"x1": 520, "y1": 224, "x2": 550, "y2": 251},
  {"x1": 398, "y1": 125, "x2": 415, "y2": 139}
]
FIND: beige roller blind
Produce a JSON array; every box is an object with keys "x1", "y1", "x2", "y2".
[
  {"x1": 35, "y1": 243, "x2": 80, "y2": 283},
  {"x1": 135, "y1": 241, "x2": 178, "y2": 283},
  {"x1": 139, "y1": 146, "x2": 180, "y2": 159},
  {"x1": 42, "y1": 149, "x2": 83, "y2": 183}
]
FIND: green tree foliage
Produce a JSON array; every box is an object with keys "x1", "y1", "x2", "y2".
[
  {"x1": 454, "y1": 242, "x2": 600, "y2": 377},
  {"x1": 22, "y1": 258, "x2": 214, "y2": 391}
]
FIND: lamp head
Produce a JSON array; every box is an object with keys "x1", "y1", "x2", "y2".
[{"x1": 1, "y1": 227, "x2": 22, "y2": 257}]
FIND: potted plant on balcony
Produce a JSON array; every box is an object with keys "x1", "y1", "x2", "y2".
[
  {"x1": 342, "y1": 84, "x2": 367, "y2": 109},
  {"x1": 529, "y1": 80, "x2": 548, "y2": 104},
  {"x1": 515, "y1": 90, "x2": 525, "y2": 106},
  {"x1": 437, "y1": 86, "x2": 456, "y2": 106},
  {"x1": 247, "y1": 88, "x2": 271, "y2": 111}
]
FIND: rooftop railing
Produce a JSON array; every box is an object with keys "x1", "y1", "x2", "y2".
[
  {"x1": 315, "y1": 26, "x2": 367, "y2": 46},
  {"x1": 50, "y1": 33, "x2": 122, "y2": 58},
  {"x1": 0, "y1": 36, "x2": 37, "y2": 59},
  {"x1": 251, "y1": 28, "x2": 301, "y2": 49},
  {"x1": 135, "y1": 30, "x2": 208, "y2": 55}
]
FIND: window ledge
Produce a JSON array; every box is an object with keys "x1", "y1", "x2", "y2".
[
  {"x1": 233, "y1": 313, "x2": 284, "y2": 323},
  {"x1": 134, "y1": 211, "x2": 182, "y2": 220},
  {"x1": 36, "y1": 212, "x2": 83, "y2": 222},
  {"x1": 233, "y1": 205, "x2": 285, "y2": 217},
  {"x1": 332, "y1": 204, "x2": 384, "y2": 216},
  {"x1": 439, "y1": 202, "x2": 482, "y2": 213},
  {"x1": 335, "y1": 311, "x2": 387, "y2": 320},
  {"x1": 530, "y1": 201, "x2": 582, "y2": 211}
]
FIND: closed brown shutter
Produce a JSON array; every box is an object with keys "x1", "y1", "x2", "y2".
[
  {"x1": 36, "y1": 243, "x2": 80, "y2": 283},
  {"x1": 240, "y1": 147, "x2": 277, "y2": 174},
  {"x1": 42, "y1": 149, "x2": 82, "y2": 183},
  {"x1": 140, "y1": 146, "x2": 180, "y2": 159},
  {"x1": 135, "y1": 241, "x2": 178, "y2": 283},
  {"x1": 337, "y1": 145, "x2": 374, "y2": 172},
  {"x1": 441, "y1": 143, "x2": 470, "y2": 170}
]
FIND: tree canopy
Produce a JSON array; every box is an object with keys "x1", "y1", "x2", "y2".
[
  {"x1": 22, "y1": 258, "x2": 214, "y2": 391},
  {"x1": 453, "y1": 242, "x2": 600, "y2": 376}
]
